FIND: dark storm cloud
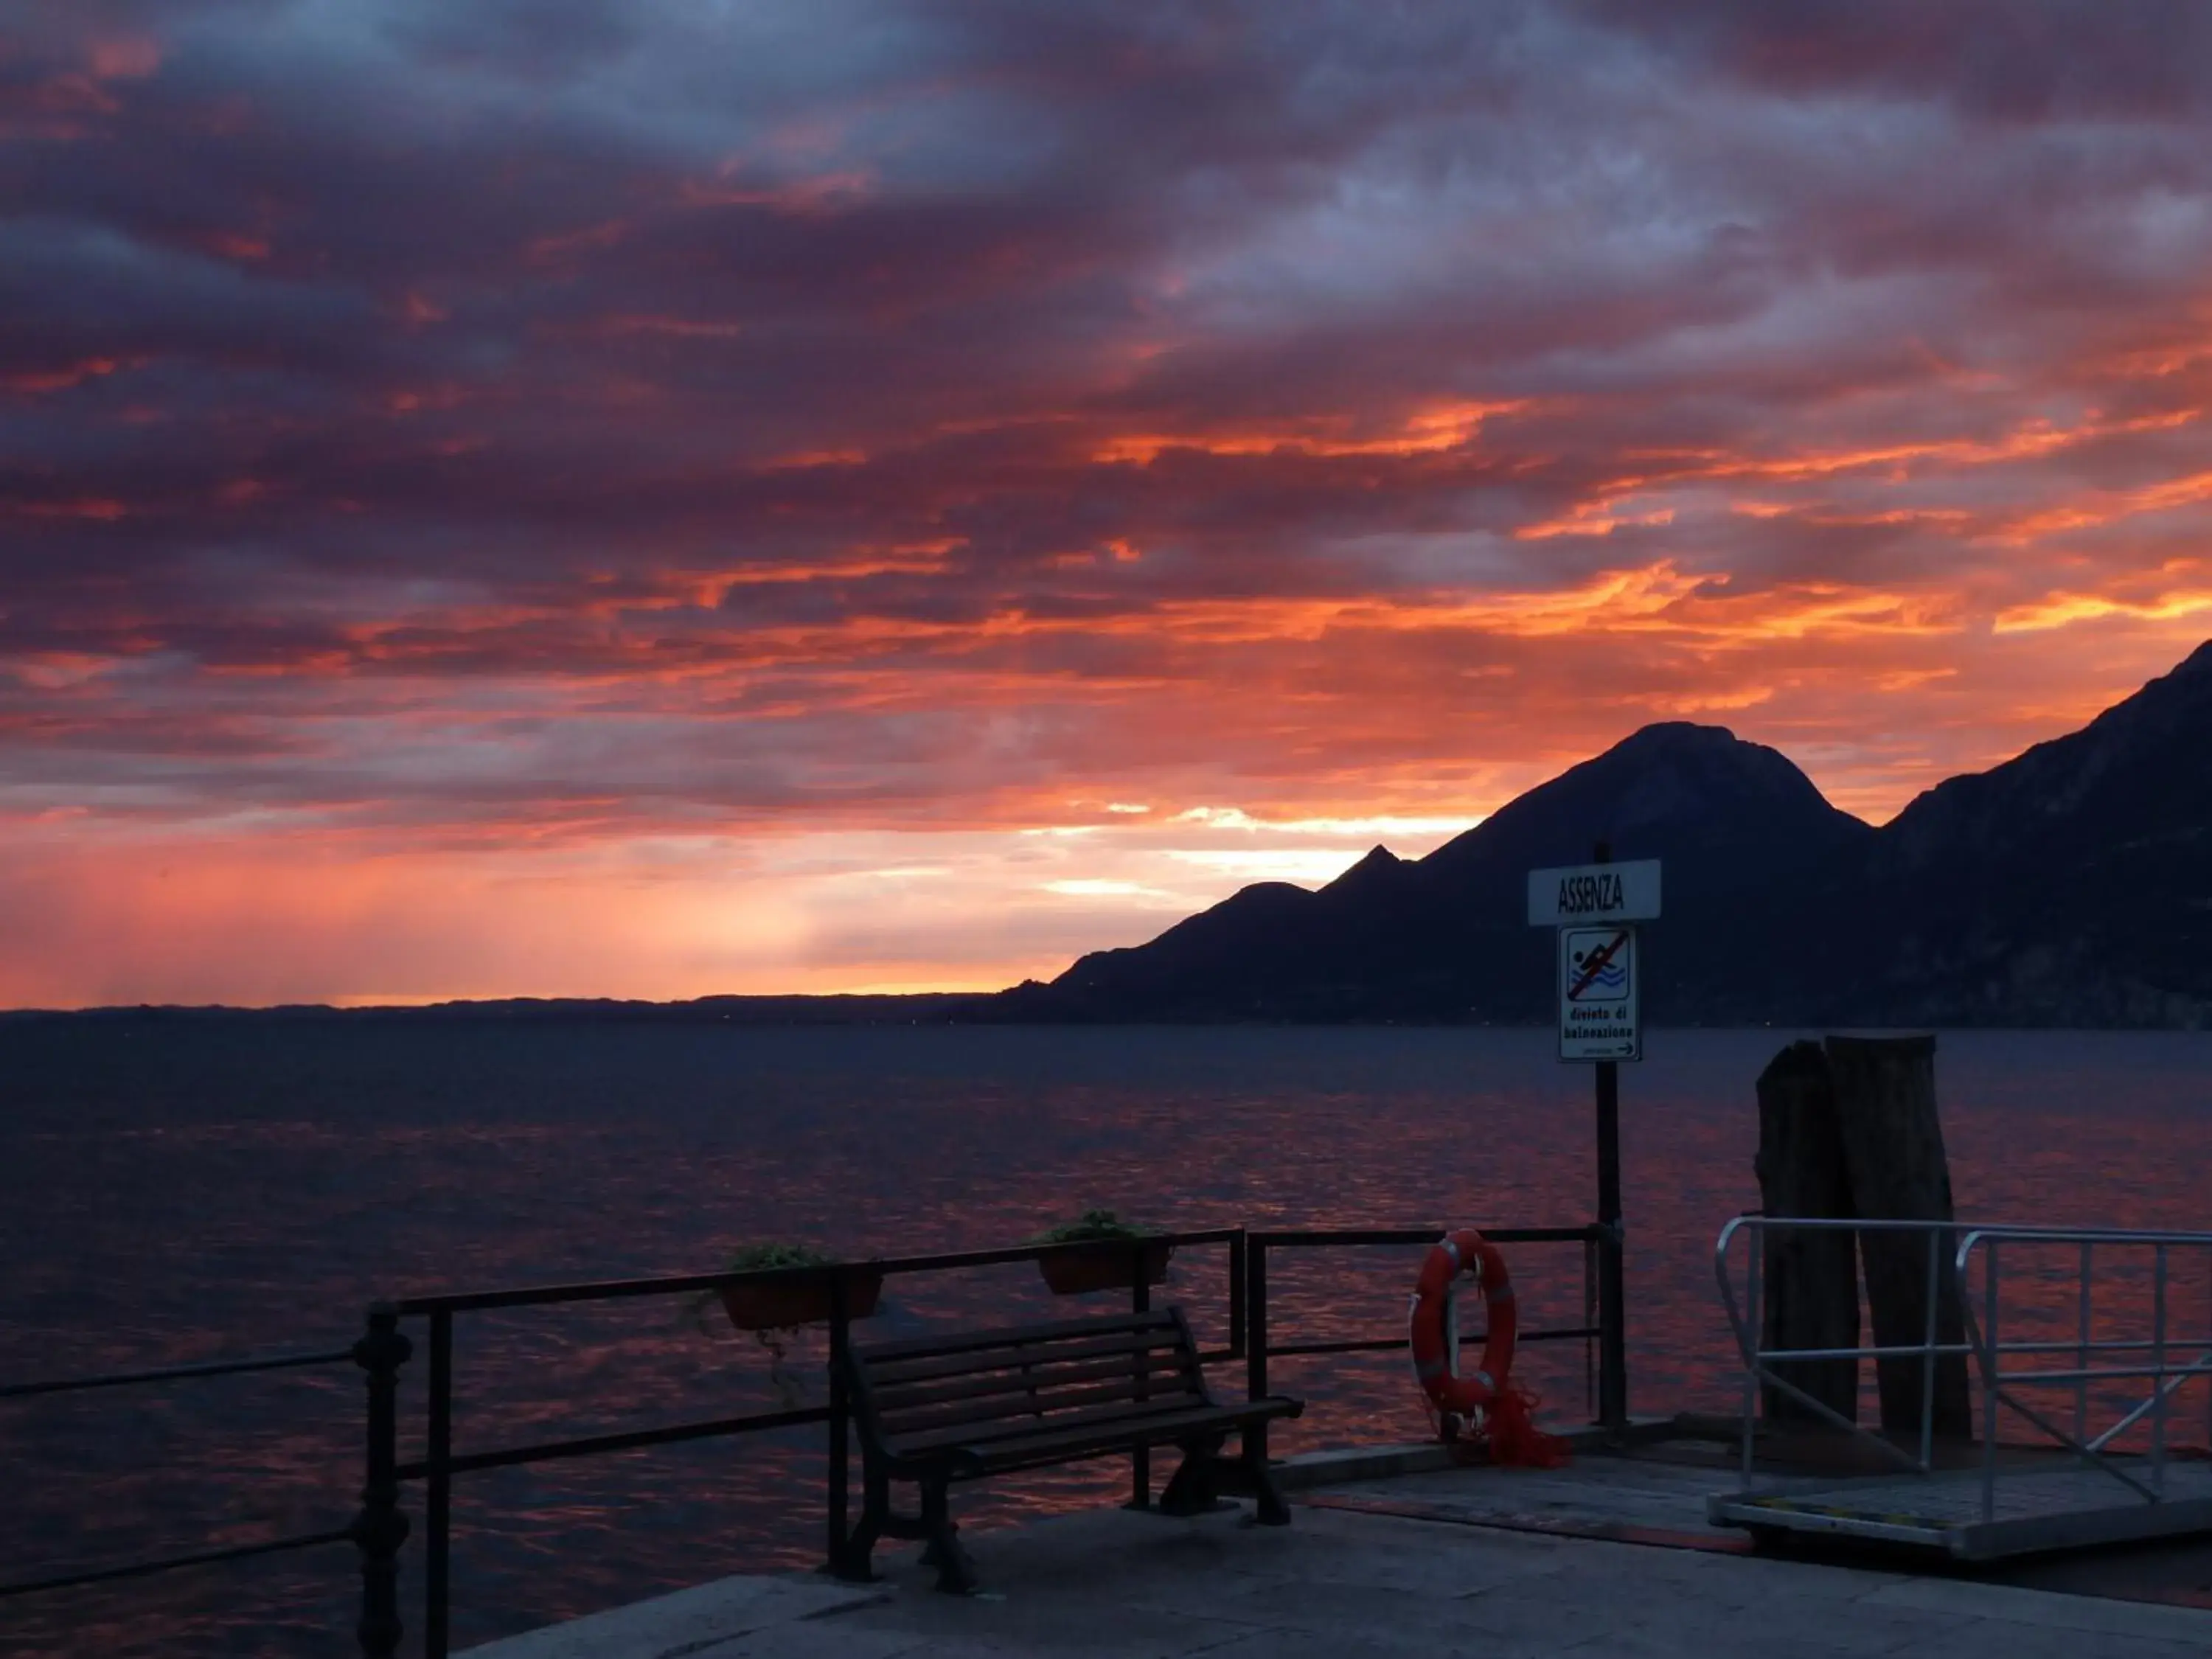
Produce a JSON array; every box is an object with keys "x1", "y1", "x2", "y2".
[
  {"x1": 4, "y1": 0, "x2": 2212, "y2": 854},
  {"x1": 1573, "y1": 1, "x2": 2212, "y2": 120}
]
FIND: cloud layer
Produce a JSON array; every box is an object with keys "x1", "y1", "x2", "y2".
[{"x1": 7, "y1": 2, "x2": 2212, "y2": 1003}]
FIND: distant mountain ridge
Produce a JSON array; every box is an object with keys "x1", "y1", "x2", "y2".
[
  {"x1": 996, "y1": 640, "x2": 2212, "y2": 1029},
  {"x1": 20, "y1": 645, "x2": 2208, "y2": 1028}
]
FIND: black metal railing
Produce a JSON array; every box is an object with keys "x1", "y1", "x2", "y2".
[
  {"x1": 2, "y1": 1220, "x2": 1609, "y2": 1657},
  {"x1": 0, "y1": 1340, "x2": 366, "y2": 1603}
]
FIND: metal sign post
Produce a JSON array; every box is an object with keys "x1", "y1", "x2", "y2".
[{"x1": 1527, "y1": 844, "x2": 1659, "y2": 1437}]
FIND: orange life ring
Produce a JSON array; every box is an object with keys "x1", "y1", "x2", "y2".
[{"x1": 1408, "y1": 1228, "x2": 1517, "y2": 1432}]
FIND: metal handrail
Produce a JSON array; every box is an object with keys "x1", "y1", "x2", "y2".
[
  {"x1": 0, "y1": 1342, "x2": 365, "y2": 1601},
  {"x1": 394, "y1": 1221, "x2": 1604, "y2": 1657},
  {"x1": 0, "y1": 1344, "x2": 356, "y2": 1401},
  {"x1": 1715, "y1": 1214, "x2": 1964, "y2": 1478},
  {"x1": 3, "y1": 1219, "x2": 1610, "y2": 1655},
  {"x1": 0, "y1": 1354, "x2": 367, "y2": 1610},
  {"x1": 1716, "y1": 1216, "x2": 2212, "y2": 1523},
  {"x1": 1953, "y1": 1226, "x2": 2212, "y2": 1520}
]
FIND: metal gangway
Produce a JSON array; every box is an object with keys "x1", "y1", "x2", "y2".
[{"x1": 1710, "y1": 1217, "x2": 2212, "y2": 1559}]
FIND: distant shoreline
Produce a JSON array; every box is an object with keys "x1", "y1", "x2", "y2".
[{"x1": 2, "y1": 999, "x2": 2207, "y2": 1032}]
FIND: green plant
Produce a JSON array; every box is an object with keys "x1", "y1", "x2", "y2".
[
  {"x1": 1030, "y1": 1208, "x2": 1156, "y2": 1245},
  {"x1": 692, "y1": 1242, "x2": 839, "y2": 1406},
  {"x1": 722, "y1": 1242, "x2": 835, "y2": 1271}
]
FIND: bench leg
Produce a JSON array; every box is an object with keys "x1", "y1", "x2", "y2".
[
  {"x1": 1243, "y1": 1430, "x2": 1290, "y2": 1527},
  {"x1": 833, "y1": 1469, "x2": 888, "y2": 1582},
  {"x1": 1158, "y1": 1435, "x2": 1228, "y2": 1517},
  {"x1": 919, "y1": 1478, "x2": 978, "y2": 1595}
]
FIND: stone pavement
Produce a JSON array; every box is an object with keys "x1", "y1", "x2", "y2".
[{"x1": 466, "y1": 1489, "x2": 2212, "y2": 1658}]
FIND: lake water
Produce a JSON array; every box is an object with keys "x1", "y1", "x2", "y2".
[{"x1": 2, "y1": 1020, "x2": 2208, "y2": 1656}]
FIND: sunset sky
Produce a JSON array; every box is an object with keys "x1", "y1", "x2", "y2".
[{"x1": 7, "y1": 2, "x2": 2212, "y2": 1007}]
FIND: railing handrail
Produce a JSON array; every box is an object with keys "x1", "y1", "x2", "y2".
[
  {"x1": 1956, "y1": 1223, "x2": 2212, "y2": 1255},
  {"x1": 5, "y1": 1217, "x2": 1607, "y2": 1656},
  {"x1": 390, "y1": 1226, "x2": 1251, "y2": 1315},
  {"x1": 0, "y1": 1341, "x2": 368, "y2": 1604},
  {"x1": 1717, "y1": 1213, "x2": 2212, "y2": 1523},
  {"x1": 386, "y1": 1224, "x2": 1599, "y2": 1315},
  {"x1": 388, "y1": 1223, "x2": 1603, "y2": 1496},
  {"x1": 1249, "y1": 1225, "x2": 1602, "y2": 1248},
  {"x1": 0, "y1": 1344, "x2": 358, "y2": 1401}
]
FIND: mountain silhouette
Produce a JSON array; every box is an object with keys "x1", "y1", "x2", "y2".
[{"x1": 998, "y1": 641, "x2": 2212, "y2": 1027}]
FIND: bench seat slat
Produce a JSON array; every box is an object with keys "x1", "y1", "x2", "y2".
[
  {"x1": 888, "y1": 1391, "x2": 1238, "y2": 1458},
  {"x1": 878, "y1": 1371, "x2": 1206, "y2": 1441},
  {"x1": 891, "y1": 1397, "x2": 1304, "y2": 1476}
]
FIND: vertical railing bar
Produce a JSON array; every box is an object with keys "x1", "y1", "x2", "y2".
[
  {"x1": 1130, "y1": 1239, "x2": 1151, "y2": 1509},
  {"x1": 1245, "y1": 1239, "x2": 1271, "y2": 1474},
  {"x1": 2152, "y1": 1243, "x2": 2168, "y2": 1495},
  {"x1": 425, "y1": 1308, "x2": 453, "y2": 1659},
  {"x1": 352, "y1": 1303, "x2": 411, "y2": 1659},
  {"x1": 1227, "y1": 1231, "x2": 1247, "y2": 1363},
  {"x1": 826, "y1": 1273, "x2": 851, "y2": 1575},
  {"x1": 1919, "y1": 1226, "x2": 1939, "y2": 1475},
  {"x1": 1741, "y1": 1222, "x2": 1761, "y2": 1486},
  {"x1": 2076, "y1": 1239, "x2": 2092, "y2": 1450},
  {"x1": 1248, "y1": 1242, "x2": 1267, "y2": 1405},
  {"x1": 1981, "y1": 1242, "x2": 1999, "y2": 1525}
]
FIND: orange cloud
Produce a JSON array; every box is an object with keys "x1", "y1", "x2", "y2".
[{"x1": 1092, "y1": 400, "x2": 1525, "y2": 463}]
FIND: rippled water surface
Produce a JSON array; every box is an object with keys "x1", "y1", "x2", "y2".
[{"x1": 2, "y1": 1020, "x2": 2208, "y2": 1655}]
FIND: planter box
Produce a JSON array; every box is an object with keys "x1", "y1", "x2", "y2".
[
  {"x1": 1037, "y1": 1242, "x2": 1175, "y2": 1296},
  {"x1": 719, "y1": 1270, "x2": 883, "y2": 1332}
]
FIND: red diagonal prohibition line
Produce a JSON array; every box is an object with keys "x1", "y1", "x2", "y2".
[{"x1": 1568, "y1": 930, "x2": 1630, "y2": 1001}]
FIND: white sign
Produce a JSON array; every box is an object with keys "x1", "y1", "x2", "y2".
[
  {"x1": 1559, "y1": 925, "x2": 1640, "y2": 1062},
  {"x1": 1526, "y1": 859, "x2": 1661, "y2": 927}
]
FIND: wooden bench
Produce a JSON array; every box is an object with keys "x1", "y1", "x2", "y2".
[{"x1": 839, "y1": 1308, "x2": 1304, "y2": 1592}]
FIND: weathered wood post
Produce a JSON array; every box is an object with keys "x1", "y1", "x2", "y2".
[
  {"x1": 1753, "y1": 1040, "x2": 1860, "y2": 1426},
  {"x1": 1826, "y1": 1034, "x2": 1971, "y2": 1441}
]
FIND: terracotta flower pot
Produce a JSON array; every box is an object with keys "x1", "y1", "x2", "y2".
[
  {"x1": 1037, "y1": 1242, "x2": 1174, "y2": 1295},
  {"x1": 719, "y1": 1270, "x2": 883, "y2": 1332}
]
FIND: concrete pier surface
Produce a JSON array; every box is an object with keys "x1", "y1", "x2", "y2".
[{"x1": 462, "y1": 1444, "x2": 2212, "y2": 1659}]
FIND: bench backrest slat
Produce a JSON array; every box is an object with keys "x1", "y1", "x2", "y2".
[
  {"x1": 871, "y1": 1351, "x2": 1188, "y2": 1418},
  {"x1": 880, "y1": 1364, "x2": 1197, "y2": 1444},
  {"x1": 860, "y1": 1327, "x2": 1171, "y2": 1389},
  {"x1": 853, "y1": 1308, "x2": 1180, "y2": 1366},
  {"x1": 846, "y1": 1310, "x2": 1216, "y2": 1460}
]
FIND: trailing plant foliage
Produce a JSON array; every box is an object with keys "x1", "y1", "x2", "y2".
[
  {"x1": 692, "y1": 1242, "x2": 842, "y2": 1408},
  {"x1": 1030, "y1": 1208, "x2": 1156, "y2": 1245}
]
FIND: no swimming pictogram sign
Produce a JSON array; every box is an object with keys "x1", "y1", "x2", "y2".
[{"x1": 1559, "y1": 925, "x2": 1639, "y2": 1060}]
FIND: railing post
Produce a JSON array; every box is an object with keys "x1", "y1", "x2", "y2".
[
  {"x1": 1980, "y1": 1243, "x2": 1998, "y2": 1525},
  {"x1": 1742, "y1": 1223, "x2": 1761, "y2": 1484},
  {"x1": 1129, "y1": 1240, "x2": 1151, "y2": 1509},
  {"x1": 1595, "y1": 1065, "x2": 1629, "y2": 1435},
  {"x1": 1245, "y1": 1237, "x2": 1271, "y2": 1472},
  {"x1": 425, "y1": 1308, "x2": 453, "y2": 1659},
  {"x1": 826, "y1": 1272, "x2": 855, "y2": 1576},
  {"x1": 2152, "y1": 1244, "x2": 2168, "y2": 1495},
  {"x1": 1919, "y1": 1226, "x2": 1940, "y2": 1473},
  {"x1": 2076, "y1": 1239, "x2": 2093, "y2": 1449},
  {"x1": 1228, "y1": 1231, "x2": 1248, "y2": 1362},
  {"x1": 352, "y1": 1302, "x2": 412, "y2": 1659},
  {"x1": 1247, "y1": 1240, "x2": 1268, "y2": 1406}
]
